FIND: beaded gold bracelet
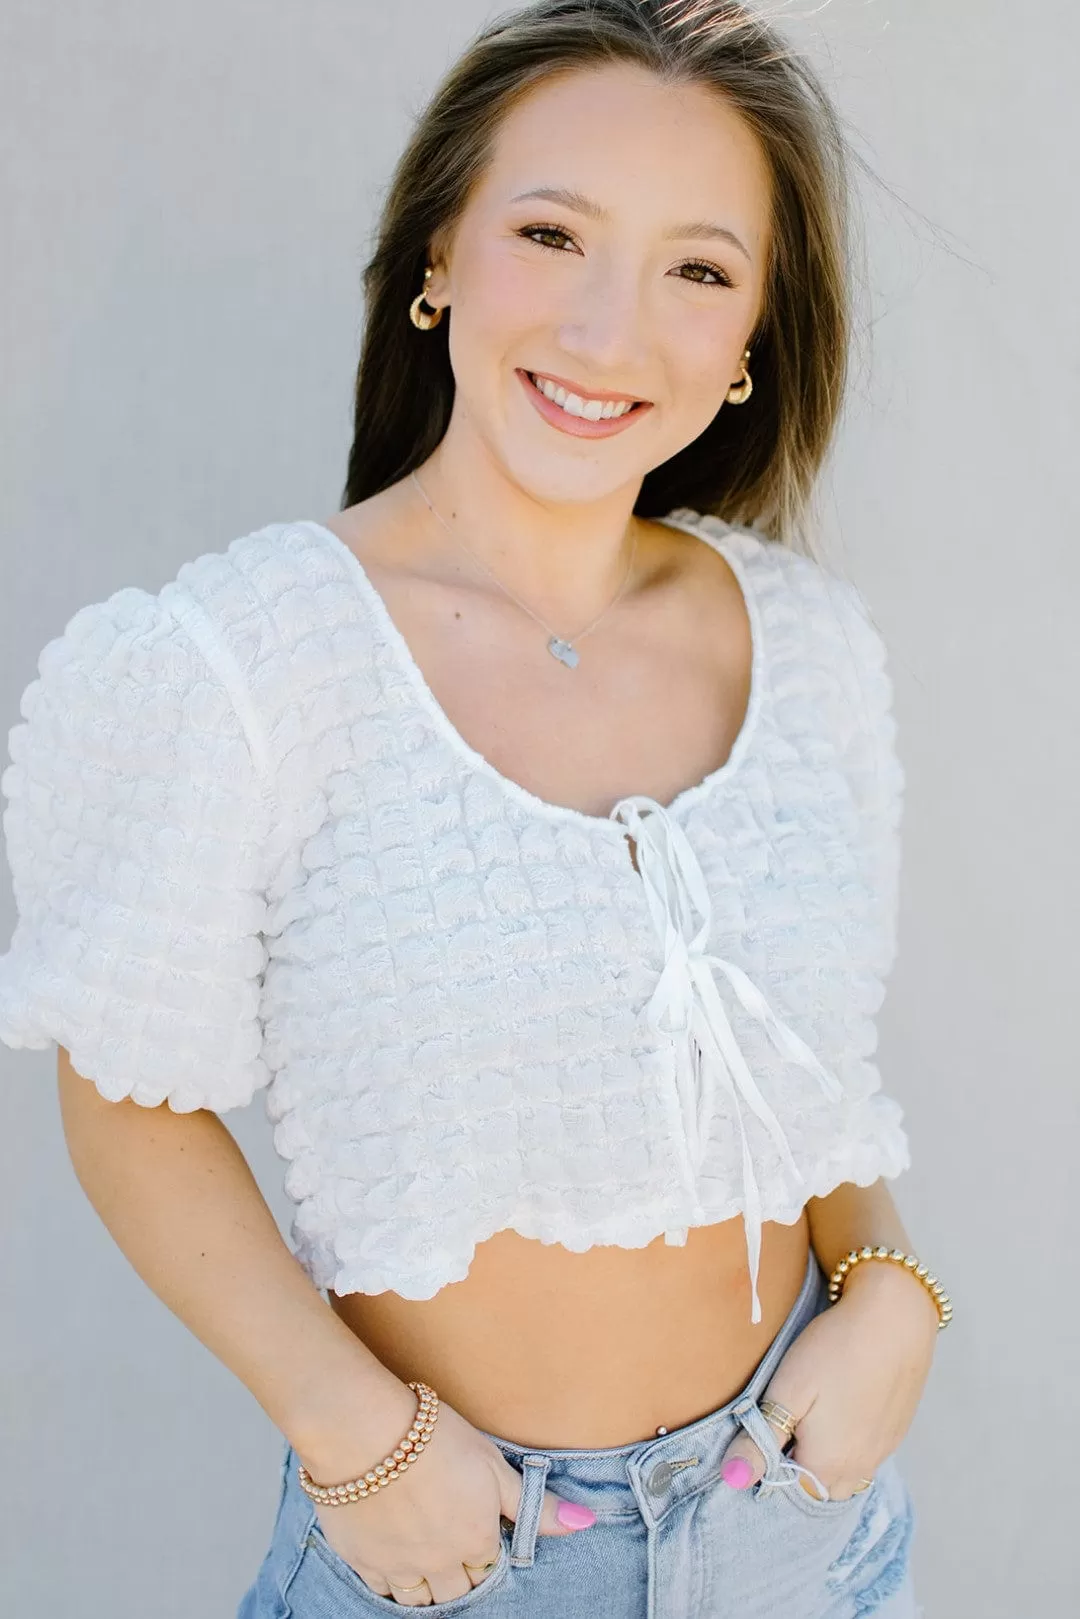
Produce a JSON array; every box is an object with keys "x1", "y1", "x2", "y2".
[
  {"x1": 827, "y1": 1246, "x2": 953, "y2": 1329},
  {"x1": 296, "y1": 1380, "x2": 440, "y2": 1505}
]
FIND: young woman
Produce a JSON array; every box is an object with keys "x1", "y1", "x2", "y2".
[{"x1": 0, "y1": 2, "x2": 950, "y2": 1614}]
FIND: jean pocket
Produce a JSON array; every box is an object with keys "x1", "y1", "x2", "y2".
[
  {"x1": 746, "y1": 1399, "x2": 880, "y2": 1520},
  {"x1": 757, "y1": 1466, "x2": 879, "y2": 1520},
  {"x1": 283, "y1": 1517, "x2": 512, "y2": 1615}
]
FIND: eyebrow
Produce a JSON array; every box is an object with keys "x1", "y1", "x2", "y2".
[{"x1": 509, "y1": 186, "x2": 752, "y2": 264}]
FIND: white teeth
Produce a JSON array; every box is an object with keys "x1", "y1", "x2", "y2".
[{"x1": 529, "y1": 374, "x2": 637, "y2": 420}]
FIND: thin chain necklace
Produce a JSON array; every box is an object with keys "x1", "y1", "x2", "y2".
[{"x1": 410, "y1": 470, "x2": 638, "y2": 670}]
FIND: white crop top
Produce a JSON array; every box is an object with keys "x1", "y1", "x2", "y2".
[{"x1": 0, "y1": 509, "x2": 910, "y2": 1321}]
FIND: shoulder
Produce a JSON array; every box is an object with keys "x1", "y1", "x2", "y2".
[
  {"x1": 665, "y1": 508, "x2": 894, "y2": 742},
  {"x1": 687, "y1": 513, "x2": 864, "y2": 612},
  {"x1": 663, "y1": 506, "x2": 880, "y2": 648},
  {"x1": 163, "y1": 517, "x2": 340, "y2": 644},
  {"x1": 24, "y1": 517, "x2": 320, "y2": 667},
  {"x1": 165, "y1": 516, "x2": 376, "y2": 680},
  {"x1": 6, "y1": 520, "x2": 332, "y2": 793}
]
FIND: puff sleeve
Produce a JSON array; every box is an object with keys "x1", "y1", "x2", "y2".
[{"x1": 0, "y1": 583, "x2": 282, "y2": 1111}]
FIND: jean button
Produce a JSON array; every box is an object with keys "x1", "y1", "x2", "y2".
[{"x1": 647, "y1": 1461, "x2": 673, "y2": 1495}]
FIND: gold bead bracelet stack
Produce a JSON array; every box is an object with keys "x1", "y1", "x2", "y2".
[
  {"x1": 297, "y1": 1380, "x2": 440, "y2": 1506},
  {"x1": 827, "y1": 1246, "x2": 953, "y2": 1328}
]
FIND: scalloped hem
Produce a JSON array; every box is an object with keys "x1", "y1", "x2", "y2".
[{"x1": 299, "y1": 1135, "x2": 912, "y2": 1301}]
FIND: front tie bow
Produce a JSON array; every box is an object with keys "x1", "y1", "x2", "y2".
[{"x1": 610, "y1": 794, "x2": 843, "y2": 1324}]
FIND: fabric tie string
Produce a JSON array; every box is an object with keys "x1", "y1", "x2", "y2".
[{"x1": 610, "y1": 795, "x2": 844, "y2": 1324}]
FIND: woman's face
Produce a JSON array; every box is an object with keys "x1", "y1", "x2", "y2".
[{"x1": 425, "y1": 62, "x2": 773, "y2": 507}]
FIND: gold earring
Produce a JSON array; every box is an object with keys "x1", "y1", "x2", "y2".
[
  {"x1": 409, "y1": 265, "x2": 443, "y2": 330},
  {"x1": 726, "y1": 347, "x2": 753, "y2": 404}
]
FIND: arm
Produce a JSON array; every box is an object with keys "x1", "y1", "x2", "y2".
[
  {"x1": 717, "y1": 1175, "x2": 942, "y2": 1497},
  {"x1": 57, "y1": 1044, "x2": 418, "y2": 1480},
  {"x1": 5, "y1": 587, "x2": 554, "y2": 1587},
  {"x1": 4, "y1": 583, "x2": 415, "y2": 1471},
  {"x1": 805, "y1": 580, "x2": 930, "y2": 1324},
  {"x1": 806, "y1": 1175, "x2": 940, "y2": 1333}
]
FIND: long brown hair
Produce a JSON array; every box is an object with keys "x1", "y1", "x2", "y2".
[{"x1": 341, "y1": 0, "x2": 861, "y2": 552}]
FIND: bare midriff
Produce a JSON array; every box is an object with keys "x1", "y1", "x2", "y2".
[{"x1": 326, "y1": 1211, "x2": 810, "y2": 1449}]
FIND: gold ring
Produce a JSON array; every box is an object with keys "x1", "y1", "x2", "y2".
[
  {"x1": 386, "y1": 1577, "x2": 429, "y2": 1591},
  {"x1": 462, "y1": 1559, "x2": 499, "y2": 1572},
  {"x1": 852, "y1": 1478, "x2": 874, "y2": 1493},
  {"x1": 759, "y1": 1398, "x2": 798, "y2": 1440}
]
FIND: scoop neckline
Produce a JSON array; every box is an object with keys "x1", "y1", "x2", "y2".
[{"x1": 295, "y1": 509, "x2": 764, "y2": 839}]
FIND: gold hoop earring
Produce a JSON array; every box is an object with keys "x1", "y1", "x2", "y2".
[
  {"x1": 409, "y1": 265, "x2": 443, "y2": 330},
  {"x1": 726, "y1": 347, "x2": 753, "y2": 405}
]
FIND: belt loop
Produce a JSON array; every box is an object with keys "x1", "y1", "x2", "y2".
[
  {"x1": 734, "y1": 1400, "x2": 785, "y2": 1481},
  {"x1": 509, "y1": 1454, "x2": 552, "y2": 1568}
]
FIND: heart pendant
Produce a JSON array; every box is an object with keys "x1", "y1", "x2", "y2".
[{"x1": 547, "y1": 637, "x2": 580, "y2": 669}]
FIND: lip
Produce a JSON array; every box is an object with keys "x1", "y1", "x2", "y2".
[
  {"x1": 526, "y1": 369, "x2": 649, "y2": 405},
  {"x1": 516, "y1": 369, "x2": 653, "y2": 439}
]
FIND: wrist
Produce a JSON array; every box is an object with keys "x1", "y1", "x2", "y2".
[
  {"x1": 279, "y1": 1330, "x2": 422, "y2": 1482},
  {"x1": 290, "y1": 1376, "x2": 422, "y2": 1484},
  {"x1": 836, "y1": 1254, "x2": 942, "y2": 1336}
]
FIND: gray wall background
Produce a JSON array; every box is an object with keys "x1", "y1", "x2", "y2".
[{"x1": 1, "y1": 2, "x2": 1076, "y2": 1614}]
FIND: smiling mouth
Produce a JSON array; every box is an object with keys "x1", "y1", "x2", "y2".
[{"x1": 524, "y1": 370, "x2": 649, "y2": 421}]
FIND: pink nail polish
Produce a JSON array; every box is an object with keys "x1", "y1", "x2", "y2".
[
  {"x1": 557, "y1": 1499, "x2": 597, "y2": 1529},
  {"x1": 721, "y1": 1456, "x2": 754, "y2": 1490}
]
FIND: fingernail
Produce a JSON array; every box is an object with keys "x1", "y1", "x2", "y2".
[
  {"x1": 557, "y1": 1499, "x2": 597, "y2": 1529},
  {"x1": 721, "y1": 1456, "x2": 755, "y2": 1490}
]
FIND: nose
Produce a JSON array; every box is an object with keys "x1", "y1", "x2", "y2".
[{"x1": 557, "y1": 260, "x2": 652, "y2": 379}]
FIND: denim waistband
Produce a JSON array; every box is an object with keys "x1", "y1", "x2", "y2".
[{"x1": 474, "y1": 1248, "x2": 828, "y2": 1515}]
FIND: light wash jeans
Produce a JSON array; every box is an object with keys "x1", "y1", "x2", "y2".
[{"x1": 237, "y1": 1250, "x2": 919, "y2": 1617}]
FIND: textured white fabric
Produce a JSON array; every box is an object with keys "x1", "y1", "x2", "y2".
[
  {"x1": 608, "y1": 793, "x2": 848, "y2": 1321},
  {"x1": 0, "y1": 508, "x2": 910, "y2": 1313}
]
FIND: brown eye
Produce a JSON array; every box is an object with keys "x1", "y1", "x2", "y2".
[
  {"x1": 519, "y1": 225, "x2": 576, "y2": 252},
  {"x1": 678, "y1": 259, "x2": 734, "y2": 289}
]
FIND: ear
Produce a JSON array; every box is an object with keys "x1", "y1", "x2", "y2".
[
  {"x1": 424, "y1": 268, "x2": 450, "y2": 311},
  {"x1": 424, "y1": 230, "x2": 453, "y2": 307}
]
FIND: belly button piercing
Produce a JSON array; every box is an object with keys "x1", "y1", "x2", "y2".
[{"x1": 655, "y1": 1425, "x2": 669, "y2": 1435}]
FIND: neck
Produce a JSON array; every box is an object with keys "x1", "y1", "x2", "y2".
[{"x1": 411, "y1": 429, "x2": 646, "y2": 623}]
